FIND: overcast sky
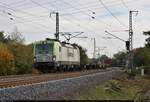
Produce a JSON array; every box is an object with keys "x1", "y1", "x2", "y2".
[{"x1": 0, "y1": 0, "x2": 149, "y2": 58}]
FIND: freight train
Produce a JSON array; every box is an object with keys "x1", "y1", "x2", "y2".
[
  {"x1": 33, "y1": 38, "x2": 108, "y2": 73},
  {"x1": 33, "y1": 38, "x2": 81, "y2": 72}
]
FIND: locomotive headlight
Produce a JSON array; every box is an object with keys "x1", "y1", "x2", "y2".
[
  {"x1": 52, "y1": 55, "x2": 56, "y2": 61},
  {"x1": 34, "y1": 56, "x2": 37, "y2": 62}
]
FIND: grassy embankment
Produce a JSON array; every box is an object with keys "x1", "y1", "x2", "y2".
[{"x1": 73, "y1": 72, "x2": 150, "y2": 100}]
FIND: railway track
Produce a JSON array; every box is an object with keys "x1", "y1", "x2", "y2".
[{"x1": 0, "y1": 68, "x2": 113, "y2": 89}]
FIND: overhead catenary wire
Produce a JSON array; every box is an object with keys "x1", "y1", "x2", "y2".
[
  {"x1": 19, "y1": 0, "x2": 136, "y2": 15},
  {"x1": 0, "y1": 2, "x2": 58, "y2": 32},
  {"x1": 3, "y1": 0, "x2": 138, "y2": 20},
  {"x1": 2, "y1": 0, "x2": 125, "y2": 18},
  {"x1": 60, "y1": 0, "x2": 137, "y2": 16},
  {"x1": 0, "y1": 0, "x2": 141, "y2": 58},
  {"x1": 120, "y1": 0, "x2": 130, "y2": 11},
  {"x1": 59, "y1": 0, "x2": 116, "y2": 31},
  {"x1": 7, "y1": 0, "x2": 57, "y2": 9},
  {"x1": 58, "y1": 0, "x2": 131, "y2": 41},
  {"x1": 0, "y1": 10, "x2": 54, "y2": 34},
  {"x1": 105, "y1": 31, "x2": 126, "y2": 42},
  {"x1": 59, "y1": 0, "x2": 95, "y2": 18},
  {"x1": 3, "y1": 0, "x2": 137, "y2": 20},
  {"x1": 30, "y1": 0, "x2": 52, "y2": 11},
  {"x1": 0, "y1": 0, "x2": 133, "y2": 36},
  {"x1": 50, "y1": 1, "x2": 129, "y2": 38},
  {"x1": 50, "y1": 2, "x2": 107, "y2": 38},
  {"x1": 6, "y1": 0, "x2": 28, "y2": 6},
  {"x1": 29, "y1": 0, "x2": 102, "y2": 43},
  {"x1": 70, "y1": 0, "x2": 124, "y2": 27},
  {"x1": 29, "y1": 0, "x2": 105, "y2": 38},
  {"x1": 0, "y1": 2, "x2": 50, "y2": 19},
  {"x1": 98, "y1": 0, "x2": 128, "y2": 29},
  {"x1": 29, "y1": 0, "x2": 76, "y2": 32},
  {"x1": 0, "y1": 0, "x2": 139, "y2": 40}
]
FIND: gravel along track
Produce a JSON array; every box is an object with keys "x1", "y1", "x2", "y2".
[
  {"x1": 0, "y1": 67, "x2": 122, "y2": 100},
  {"x1": 0, "y1": 68, "x2": 112, "y2": 88}
]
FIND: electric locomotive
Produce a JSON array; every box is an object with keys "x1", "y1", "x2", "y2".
[{"x1": 33, "y1": 38, "x2": 80, "y2": 72}]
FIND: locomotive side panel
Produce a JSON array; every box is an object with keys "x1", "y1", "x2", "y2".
[
  {"x1": 55, "y1": 42, "x2": 80, "y2": 65},
  {"x1": 60, "y1": 46, "x2": 68, "y2": 64}
]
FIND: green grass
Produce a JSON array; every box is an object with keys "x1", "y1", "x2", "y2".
[{"x1": 73, "y1": 74, "x2": 150, "y2": 100}]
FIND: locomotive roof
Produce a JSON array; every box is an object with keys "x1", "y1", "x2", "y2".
[
  {"x1": 61, "y1": 42, "x2": 76, "y2": 49},
  {"x1": 35, "y1": 38, "x2": 78, "y2": 49},
  {"x1": 45, "y1": 38, "x2": 78, "y2": 49}
]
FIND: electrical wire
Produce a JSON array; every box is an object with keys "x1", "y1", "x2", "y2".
[
  {"x1": 57, "y1": 0, "x2": 137, "y2": 16},
  {"x1": 0, "y1": 0, "x2": 137, "y2": 38},
  {"x1": 0, "y1": 2, "x2": 49, "y2": 19},
  {"x1": 29, "y1": 0, "x2": 102, "y2": 38},
  {"x1": 30, "y1": 0, "x2": 51, "y2": 11},
  {"x1": 120, "y1": 0, "x2": 130, "y2": 11},
  {"x1": 48, "y1": 1, "x2": 106, "y2": 38},
  {"x1": 7, "y1": 0, "x2": 28, "y2": 6},
  {"x1": 98, "y1": 0, "x2": 128, "y2": 29},
  {"x1": 3, "y1": 0, "x2": 121, "y2": 17},
  {"x1": 4, "y1": 0, "x2": 136, "y2": 20},
  {"x1": 60, "y1": 0, "x2": 122, "y2": 15},
  {"x1": 8, "y1": 0, "x2": 57, "y2": 9},
  {"x1": 59, "y1": 0, "x2": 94, "y2": 17},
  {"x1": 0, "y1": 10, "x2": 53, "y2": 33},
  {"x1": 29, "y1": 0, "x2": 71, "y2": 32},
  {"x1": 62, "y1": 0, "x2": 118, "y2": 26},
  {"x1": 59, "y1": 0, "x2": 125, "y2": 36},
  {"x1": 0, "y1": 2, "x2": 57, "y2": 31}
]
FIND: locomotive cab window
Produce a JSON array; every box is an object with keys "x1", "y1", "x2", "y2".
[{"x1": 35, "y1": 43, "x2": 54, "y2": 54}]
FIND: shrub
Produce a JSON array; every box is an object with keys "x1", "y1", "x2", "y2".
[
  {"x1": 0, "y1": 42, "x2": 16, "y2": 75},
  {"x1": 140, "y1": 66, "x2": 150, "y2": 74},
  {"x1": 137, "y1": 66, "x2": 150, "y2": 74},
  {"x1": 16, "y1": 64, "x2": 32, "y2": 74}
]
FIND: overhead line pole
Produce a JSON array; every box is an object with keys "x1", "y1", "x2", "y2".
[
  {"x1": 128, "y1": 10, "x2": 138, "y2": 74},
  {"x1": 50, "y1": 12, "x2": 59, "y2": 40},
  {"x1": 91, "y1": 38, "x2": 96, "y2": 60},
  {"x1": 94, "y1": 38, "x2": 96, "y2": 60},
  {"x1": 56, "y1": 12, "x2": 59, "y2": 40}
]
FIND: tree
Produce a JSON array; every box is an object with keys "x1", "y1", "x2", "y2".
[
  {"x1": 134, "y1": 47, "x2": 150, "y2": 67},
  {"x1": 7, "y1": 28, "x2": 35, "y2": 74},
  {"x1": 0, "y1": 31, "x2": 9, "y2": 43},
  {"x1": 112, "y1": 51, "x2": 127, "y2": 66},
  {"x1": 0, "y1": 42, "x2": 16, "y2": 75},
  {"x1": 99, "y1": 55, "x2": 110, "y2": 65},
  {"x1": 72, "y1": 43, "x2": 88, "y2": 65},
  {"x1": 143, "y1": 31, "x2": 150, "y2": 48},
  {"x1": 100, "y1": 55, "x2": 109, "y2": 62},
  {"x1": 8, "y1": 27, "x2": 25, "y2": 45}
]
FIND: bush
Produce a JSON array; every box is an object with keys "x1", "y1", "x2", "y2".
[
  {"x1": 16, "y1": 64, "x2": 32, "y2": 74},
  {"x1": 0, "y1": 42, "x2": 16, "y2": 75},
  {"x1": 137, "y1": 66, "x2": 150, "y2": 74},
  {"x1": 0, "y1": 31, "x2": 38, "y2": 75},
  {"x1": 140, "y1": 66, "x2": 150, "y2": 74},
  {"x1": 134, "y1": 47, "x2": 150, "y2": 67},
  {"x1": 8, "y1": 43, "x2": 35, "y2": 75}
]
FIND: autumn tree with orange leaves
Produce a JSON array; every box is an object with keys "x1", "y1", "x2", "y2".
[{"x1": 0, "y1": 42, "x2": 16, "y2": 75}]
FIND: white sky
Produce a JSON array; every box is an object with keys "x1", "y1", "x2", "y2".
[{"x1": 0, "y1": 0, "x2": 149, "y2": 58}]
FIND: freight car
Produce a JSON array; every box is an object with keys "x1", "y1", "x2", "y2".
[{"x1": 33, "y1": 38, "x2": 80, "y2": 72}]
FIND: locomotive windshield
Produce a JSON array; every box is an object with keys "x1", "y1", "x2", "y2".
[{"x1": 35, "y1": 44, "x2": 53, "y2": 53}]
